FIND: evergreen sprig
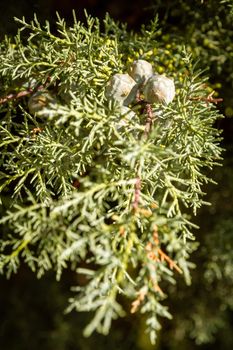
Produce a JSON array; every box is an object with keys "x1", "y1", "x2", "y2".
[{"x1": 0, "y1": 12, "x2": 222, "y2": 343}]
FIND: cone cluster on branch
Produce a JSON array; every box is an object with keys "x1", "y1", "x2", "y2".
[{"x1": 105, "y1": 59, "x2": 175, "y2": 110}]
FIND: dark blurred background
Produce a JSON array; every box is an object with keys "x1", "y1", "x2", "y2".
[
  {"x1": 0, "y1": 0, "x2": 154, "y2": 36},
  {"x1": 0, "y1": 1, "x2": 233, "y2": 349}
]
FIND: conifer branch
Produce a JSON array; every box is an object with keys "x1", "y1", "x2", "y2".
[{"x1": 0, "y1": 12, "x2": 223, "y2": 344}]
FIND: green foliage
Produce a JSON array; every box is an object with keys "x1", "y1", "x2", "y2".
[
  {"x1": 0, "y1": 12, "x2": 223, "y2": 344},
  {"x1": 156, "y1": 157, "x2": 233, "y2": 349},
  {"x1": 151, "y1": 0, "x2": 233, "y2": 116}
]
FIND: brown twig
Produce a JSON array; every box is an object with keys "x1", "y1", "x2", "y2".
[
  {"x1": 158, "y1": 248, "x2": 182, "y2": 274},
  {"x1": 131, "y1": 101, "x2": 154, "y2": 212},
  {"x1": 132, "y1": 176, "x2": 141, "y2": 212},
  {"x1": 0, "y1": 77, "x2": 51, "y2": 105},
  {"x1": 0, "y1": 89, "x2": 34, "y2": 104},
  {"x1": 143, "y1": 103, "x2": 154, "y2": 139},
  {"x1": 146, "y1": 225, "x2": 183, "y2": 274},
  {"x1": 189, "y1": 91, "x2": 223, "y2": 104},
  {"x1": 130, "y1": 286, "x2": 147, "y2": 313}
]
